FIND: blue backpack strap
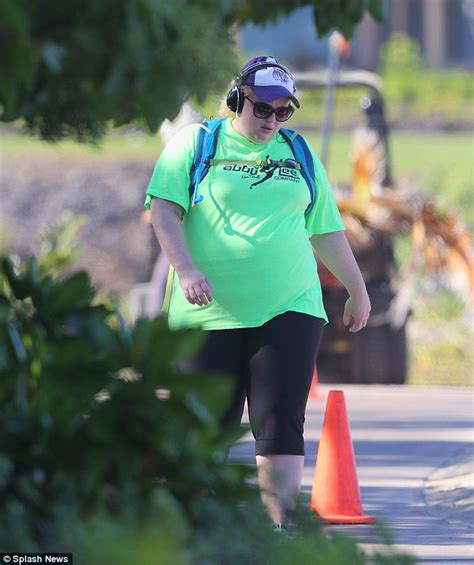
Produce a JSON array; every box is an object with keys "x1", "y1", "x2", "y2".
[
  {"x1": 189, "y1": 118, "x2": 225, "y2": 206},
  {"x1": 279, "y1": 128, "x2": 317, "y2": 218}
]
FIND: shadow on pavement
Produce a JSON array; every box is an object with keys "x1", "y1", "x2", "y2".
[{"x1": 230, "y1": 437, "x2": 473, "y2": 548}]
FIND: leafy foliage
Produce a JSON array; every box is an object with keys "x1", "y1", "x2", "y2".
[
  {"x1": 230, "y1": 0, "x2": 382, "y2": 39},
  {"x1": 0, "y1": 0, "x2": 382, "y2": 141},
  {"x1": 0, "y1": 252, "x2": 255, "y2": 549},
  {"x1": 0, "y1": 0, "x2": 237, "y2": 141},
  {"x1": 70, "y1": 501, "x2": 415, "y2": 565},
  {"x1": 380, "y1": 34, "x2": 473, "y2": 126},
  {"x1": 0, "y1": 251, "x2": 415, "y2": 563},
  {"x1": 37, "y1": 210, "x2": 89, "y2": 277}
]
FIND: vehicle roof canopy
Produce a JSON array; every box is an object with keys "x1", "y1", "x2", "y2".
[{"x1": 294, "y1": 70, "x2": 382, "y2": 96}]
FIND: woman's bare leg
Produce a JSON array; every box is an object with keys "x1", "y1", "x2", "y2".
[{"x1": 256, "y1": 454, "x2": 304, "y2": 525}]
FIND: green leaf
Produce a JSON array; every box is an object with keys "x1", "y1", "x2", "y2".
[
  {"x1": 45, "y1": 340, "x2": 107, "y2": 372},
  {"x1": 1, "y1": 256, "x2": 26, "y2": 299},
  {"x1": 131, "y1": 317, "x2": 204, "y2": 381},
  {"x1": 172, "y1": 372, "x2": 234, "y2": 421},
  {"x1": 368, "y1": 0, "x2": 383, "y2": 22},
  {"x1": 0, "y1": 0, "x2": 37, "y2": 113},
  {"x1": 43, "y1": 272, "x2": 96, "y2": 314},
  {"x1": 0, "y1": 294, "x2": 11, "y2": 322},
  {"x1": 7, "y1": 323, "x2": 27, "y2": 363},
  {"x1": 23, "y1": 256, "x2": 40, "y2": 288}
]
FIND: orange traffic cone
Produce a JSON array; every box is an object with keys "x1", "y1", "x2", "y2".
[
  {"x1": 308, "y1": 366, "x2": 323, "y2": 400},
  {"x1": 310, "y1": 390, "x2": 376, "y2": 524}
]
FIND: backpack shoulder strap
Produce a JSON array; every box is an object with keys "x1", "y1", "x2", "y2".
[
  {"x1": 279, "y1": 128, "x2": 317, "y2": 218},
  {"x1": 189, "y1": 118, "x2": 225, "y2": 205}
]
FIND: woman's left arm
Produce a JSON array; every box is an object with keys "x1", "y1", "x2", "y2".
[{"x1": 311, "y1": 231, "x2": 371, "y2": 333}]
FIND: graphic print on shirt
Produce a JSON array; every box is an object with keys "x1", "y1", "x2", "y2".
[{"x1": 222, "y1": 156, "x2": 301, "y2": 190}]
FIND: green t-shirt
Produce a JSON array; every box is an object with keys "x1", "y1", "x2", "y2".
[{"x1": 145, "y1": 118, "x2": 345, "y2": 330}]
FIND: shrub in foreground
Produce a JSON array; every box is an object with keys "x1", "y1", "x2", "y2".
[{"x1": 0, "y1": 254, "x2": 414, "y2": 564}]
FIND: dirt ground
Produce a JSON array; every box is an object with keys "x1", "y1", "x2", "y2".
[{"x1": 0, "y1": 153, "x2": 159, "y2": 296}]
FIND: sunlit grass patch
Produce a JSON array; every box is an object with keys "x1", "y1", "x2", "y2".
[{"x1": 408, "y1": 290, "x2": 473, "y2": 386}]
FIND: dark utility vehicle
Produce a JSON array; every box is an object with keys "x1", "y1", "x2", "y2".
[{"x1": 295, "y1": 70, "x2": 407, "y2": 385}]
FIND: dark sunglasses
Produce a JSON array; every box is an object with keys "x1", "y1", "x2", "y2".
[{"x1": 244, "y1": 96, "x2": 295, "y2": 122}]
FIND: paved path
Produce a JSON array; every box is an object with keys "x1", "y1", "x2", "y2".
[{"x1": 230, "y1": 385, "x2": 474, "y2": 564}]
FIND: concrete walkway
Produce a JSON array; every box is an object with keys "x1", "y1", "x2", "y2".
[
  {"x1": 425, "y1": 443, "x2": 473, "y2": 530},
  {"x1": 230, "y1": 385, "x2": 474, "y2": 564}
]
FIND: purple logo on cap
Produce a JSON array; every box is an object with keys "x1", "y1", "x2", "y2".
[{"x1": 272, "y1": 68, "x2": 289, "y2": 84}]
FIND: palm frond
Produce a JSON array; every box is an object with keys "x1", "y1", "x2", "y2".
[{"x1": 337, "y1": 131, "x2": 474, "y2": 308}]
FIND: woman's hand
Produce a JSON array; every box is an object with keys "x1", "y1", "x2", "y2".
[
  {"x1": 177, "y1": 267, "x2": 213, "y2": 307},
  {"x1": 311, "y1": 232, "x2": 371, "y2": 332},
  {"x1": 343, "y1": 291, "x2": 371, "y2": 333},
  {"x1": 150, "y1": 199, "x2": 213, "y2": 308}
]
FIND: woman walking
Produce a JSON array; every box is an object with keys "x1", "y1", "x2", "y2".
[{"x1": 145, "y1": 56, "x2": 371, "y2": 530}]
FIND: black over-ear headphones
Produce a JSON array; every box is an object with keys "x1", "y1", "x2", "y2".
[{"x1": 226, "y1": 61, "x2": 295, "y2": 115}]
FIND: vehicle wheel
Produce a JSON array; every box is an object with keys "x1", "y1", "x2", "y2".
[
  {"x1": 350, "y1": 322, "x2": 407, "y2": 384},
  {"x1": 349, "y1": 280, "x2": 408, "y2": 384}
]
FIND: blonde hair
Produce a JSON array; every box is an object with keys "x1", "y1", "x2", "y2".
[{"x1": 217, "y1": 83, "x2": 253, "y2": 118}]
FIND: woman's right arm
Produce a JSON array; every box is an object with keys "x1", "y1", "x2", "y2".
[{"x1": 150, "y1": 197, "x2": 213, "y2": 306}]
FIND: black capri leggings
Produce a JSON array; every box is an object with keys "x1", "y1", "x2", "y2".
[{"x1": 183, "y1": 311, "x2": 324, "y2": 456}]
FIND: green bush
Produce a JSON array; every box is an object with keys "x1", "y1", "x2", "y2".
[
  {"x1": 0, "y1": 253, "x2": 255, "y2": 549},
  {"x1": 380, "y1": 34, "x2": 473, "y2": 126},
  {"x1": 0, "y1": 252, "x2": 415, "y2": 563}
]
